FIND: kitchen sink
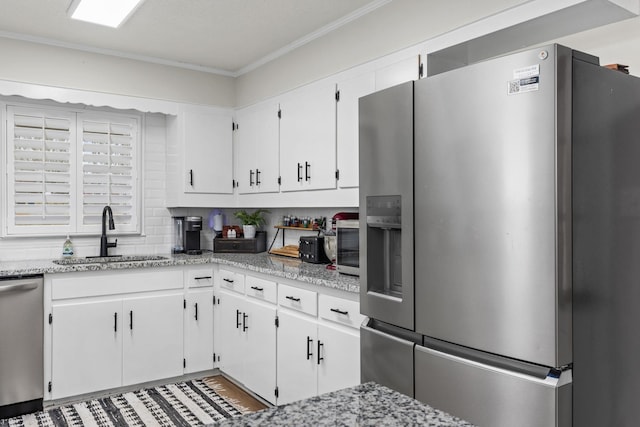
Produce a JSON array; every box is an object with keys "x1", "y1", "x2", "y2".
[{"x1": 52, "y1": 255, "x2": 169, "y2": 265}]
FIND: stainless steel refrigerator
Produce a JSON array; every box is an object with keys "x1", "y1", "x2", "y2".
[{"x1": 360, "y1": 44, "x2": 640, "y2": 427}]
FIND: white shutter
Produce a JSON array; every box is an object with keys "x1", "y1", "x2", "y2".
[
  {"x1": 77, "y1": 113, "x2": 139, "y2": 233},
  {"x1": 7, "y1": 106, "x2": 76, "y2": 235}
]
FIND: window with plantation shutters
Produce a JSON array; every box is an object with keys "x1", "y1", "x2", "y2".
[
  {"x1": 7, "y1": 106, "x2": 76, "y2": 235},
  {"x1": 77, "y1": 113, "x2": 138, "y2": 233},
  {"x1": 5, "y1": 104, "x2": 140, "y2": 236}
]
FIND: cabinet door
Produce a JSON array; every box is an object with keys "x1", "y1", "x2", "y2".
[
  {"x1": 185, "y1": 288, "x2": 214, "y2": 373},
  {"x1": 122, "y1": 293, "x2": 184, "y2": 385},
  {"x1": 51, "y1": 300, "x2": 122, "y2": 399},
  {"x1": 243, "y1": 298, "x2": 277, "y2": 404},
  {"x1": 317, "y1": 323, "x2": 360, "y2": 395},
  {"x1": 375, "y1": 55, "x2": 420, "y2": 91},
  {"x1": 215, "y1": 289, "x2": 245, "y2": 382},
  {"x1": 336, "y1": 72, "x2": 376, "y2": 189},
  {"x1": 183, "y1": 108, "x2": 233, "y2": 194},
  {"x1": 279, "y1": 80, "x2": 337, "y2": 192},
  {"x1": 236, "y1": 100, "x2": 280, "y2": 194},
  {"x1": 276, "y1": 310, "x2": 317, "y2": 404}
]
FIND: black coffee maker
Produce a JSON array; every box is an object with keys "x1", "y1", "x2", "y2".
[{"x1": 172, "y1": 216, "x2": 203, "y2": 254}]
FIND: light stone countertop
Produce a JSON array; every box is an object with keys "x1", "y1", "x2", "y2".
[
  {"x1": 0, "y1": 251, "x2": 360, "y2": 294},
  {"x1": 212, "y1": 382, "x2": 476, "y2": 427}
]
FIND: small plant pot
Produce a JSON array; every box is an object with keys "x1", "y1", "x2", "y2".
[{"x1": 243, "y1": 225, "x2": 257, "y2": 239}]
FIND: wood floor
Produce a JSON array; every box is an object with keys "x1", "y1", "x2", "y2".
[{"x1": 203, "y1": 375, "x2": 269, "y2": 413}]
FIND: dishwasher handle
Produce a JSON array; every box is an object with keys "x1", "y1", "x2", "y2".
[{"x1": 0, "y1": 279, "x2": 40, "y2": 294}]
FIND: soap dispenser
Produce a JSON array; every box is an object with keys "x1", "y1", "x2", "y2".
[{"x1": 62, "y1": 235, "x2": 74, "y2": 257}]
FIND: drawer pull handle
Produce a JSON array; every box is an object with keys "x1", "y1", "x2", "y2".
[
  {"x1": 250, "y1": 286, "x2": 264, "y2": 292},
  {"x1": 129, "y1": 310, "x2": 133, "y2": 330},
  {"x1": 195, "y1": 303, "x2": 198, "y2": 321},
  {"x1": 306, "y1": 336, "x2": 313, "y2": 360},
  {"x1": 286, "y1": 295, "x2": 301, "y2": 302},
  {"x1": 114, "y1": 312, "x2": 118, "y2": 332},
  {"x1": 223, "y1": 278, "x2": 234, "y2": 283},
  {"x1": 236, "y1": 309, "x2": 242, "y2": 328},
  {"x1": 195, "y1": 276, "x2": 212, "y2": 280},
  {"x1": 317, "y1": 340, "x2": 324, "y2": 365},
  {"x1": 330, "y1": 308, "x2": 349, "y2": 316}
]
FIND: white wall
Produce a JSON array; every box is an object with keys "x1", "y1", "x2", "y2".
[
  {"x1": 235, "y1": 0, "x2": 529, "y2": 107},
  {"x1": 0, "y1": 37, "x2": 235, "y2": 107}
]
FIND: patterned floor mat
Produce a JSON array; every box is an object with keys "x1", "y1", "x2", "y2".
[{"x1": 0, "y1": 379, "x2": 244, "y2": 427}]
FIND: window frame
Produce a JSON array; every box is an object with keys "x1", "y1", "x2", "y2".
[{"x1": 2, "y1": 100, "x2": 143, "y2": 237}]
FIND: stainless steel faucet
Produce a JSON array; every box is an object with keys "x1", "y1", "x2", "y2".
[{"x1": 100, "y1": 206, "x2": 117, "y2": 257}]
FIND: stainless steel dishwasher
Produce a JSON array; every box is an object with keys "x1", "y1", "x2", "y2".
[{"x1": 0, "y1": 275, "x2": 43, "y2": 419}]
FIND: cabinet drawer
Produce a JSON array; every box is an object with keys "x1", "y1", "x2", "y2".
[
  {"x1": 246, "y1": 276, "x2": 277, "y2": 304},
  {"x1": 219, "y1": 269, "x2": 245, "y2": 294},
  {"x1": 186, "y1": 267, "x2": 214, "y2": 288},
  {"x1": 51, "y1": 269, "x2": 182, "y2": 300},
  {"x1": 319, "y1": 294, "x2": 365, "y2": 330},
  {"x1": 278, "y1": 283, "x2": 317, "y2": 316}
]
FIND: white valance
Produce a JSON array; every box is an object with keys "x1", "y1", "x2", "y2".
[{"x1": 0, "y1": 79, "x2": 179, "y2": 115}]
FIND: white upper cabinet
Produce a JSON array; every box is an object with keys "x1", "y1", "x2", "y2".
[
  {"x1": 235, "y1": 99, "x2": 280, "y2": 194},
  {"x1": 279, "y1": 80, "x2": 337, "y2": 192},
  {"x1": 166, "y1": 104, "x2": 234, "y2": 207},
  {"x1": 375, "y1": 55, "x2": 421, "y2": 91},
  {"x1": 336, "y1": 72, "x2": 376, "y2": 189}
]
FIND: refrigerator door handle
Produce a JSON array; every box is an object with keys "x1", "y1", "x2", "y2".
[{"x1": 423, "y1": 336, "x2": 553, "y2": 380}]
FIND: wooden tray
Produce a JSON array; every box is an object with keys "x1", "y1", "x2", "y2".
[{"x1": 269, "y1": 244, "x2": 300, "y2": 258}]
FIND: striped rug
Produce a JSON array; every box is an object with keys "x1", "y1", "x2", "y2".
[{"x1": 0, "y1": 378, "x2": 244, "y2": 427}]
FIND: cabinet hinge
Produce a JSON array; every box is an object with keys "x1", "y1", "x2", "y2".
[
  {"x1": 275, "y1": 387, "x2": 279, "y2": 398},
  {"x1": 335, "y1": 169, "x2": 340, "y2": 180},
  {"x1": 183, "y1": 358, "x2": 186, "y2": 369},
  {"x1": 335, "y1": 90, "x2": 340, "y2": 102},
  {"x1": 48, "y1": 313, "x2": 53, "y2": 324},
  {"x1": 278, "y1": 109, "x2": 282, "y2": 119},
  {"x1": 48, "y1": 381, "x2": 52, "y2": 393},
  {"x1": 277, "y1": 176, "x2": 281, "y2": 185},
  {"x1": 275, "y1": 316, "x2": 279, "y2": 328}
]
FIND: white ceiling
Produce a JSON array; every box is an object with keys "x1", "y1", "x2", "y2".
[{"x1": 0, "y1": 0, "x2": 389, "y2": 76}]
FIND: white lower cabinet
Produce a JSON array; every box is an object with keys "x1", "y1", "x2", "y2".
[
  {"x1": 216, "y1": 288, "x2": 246, "y2": 382},
  {"x1": 276, "y1": 310, "x2": 318, "y2": 404},
  {"x1": 316, "y1": 322, "x2": 360, "y2": 395},
  {"x1": 47, "y1": 268, "x2": 186, "y2": 400},
  {"x1": 185, "y1": 287, "x2": 214, "y2": 373},
  {"x1": 185, "y1": 267, "x2": 215, "y2": 374},
  {"x1": 215, "y1": 271, "x2": 277, "y2": 404},
  {"x1": 276, "y1": 289, "x2": 364, "y2": 405},
  {"x1": 122, "y1": 293, "x2": 184, "y2": 386},
  {"x1": 51, "y1": 299, "x2": 122, "y2": 399}
]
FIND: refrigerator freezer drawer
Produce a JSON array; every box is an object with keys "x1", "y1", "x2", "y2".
[
  {"x1": 360, "y1": 319, "x2": 419, "y2": 398},
  {"x1": 415, "y1": 345, "x2": 571, "y2": 427}
]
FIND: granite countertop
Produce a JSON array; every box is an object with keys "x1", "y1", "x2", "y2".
[
  {"x1": 213, "y1": 382, "x2": 476, "y2": 427},
  {"x1": 0, "y1": 252, "x2": 359, "y2": 294}
]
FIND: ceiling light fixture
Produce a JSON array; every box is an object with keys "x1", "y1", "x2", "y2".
[{"x1": 68, "y1": 0, "x2": 145, "y2": 28}]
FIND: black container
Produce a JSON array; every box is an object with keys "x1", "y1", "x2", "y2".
[
  {"x1": 299, "y1": 235, "x2": 330, "y2": 264},
  {"x1": 214, "y1": 231, "x2": 266, "y2": 253}
]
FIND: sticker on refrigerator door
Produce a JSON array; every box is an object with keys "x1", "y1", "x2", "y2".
[
  {"x1": 508, "y1": 76, "x2": 539, "y2": 95},
  {"x1": 513, "y1": 64, "x2": 539, "y2": 79}
]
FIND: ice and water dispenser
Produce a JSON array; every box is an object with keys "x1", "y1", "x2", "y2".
[{"x1": 366, "y1": 195, "x2": 403, "y2": 298}]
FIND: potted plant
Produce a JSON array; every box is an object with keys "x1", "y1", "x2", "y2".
[{"x1": 233, "y1": 209, "x2": 270, "y2": 239}]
